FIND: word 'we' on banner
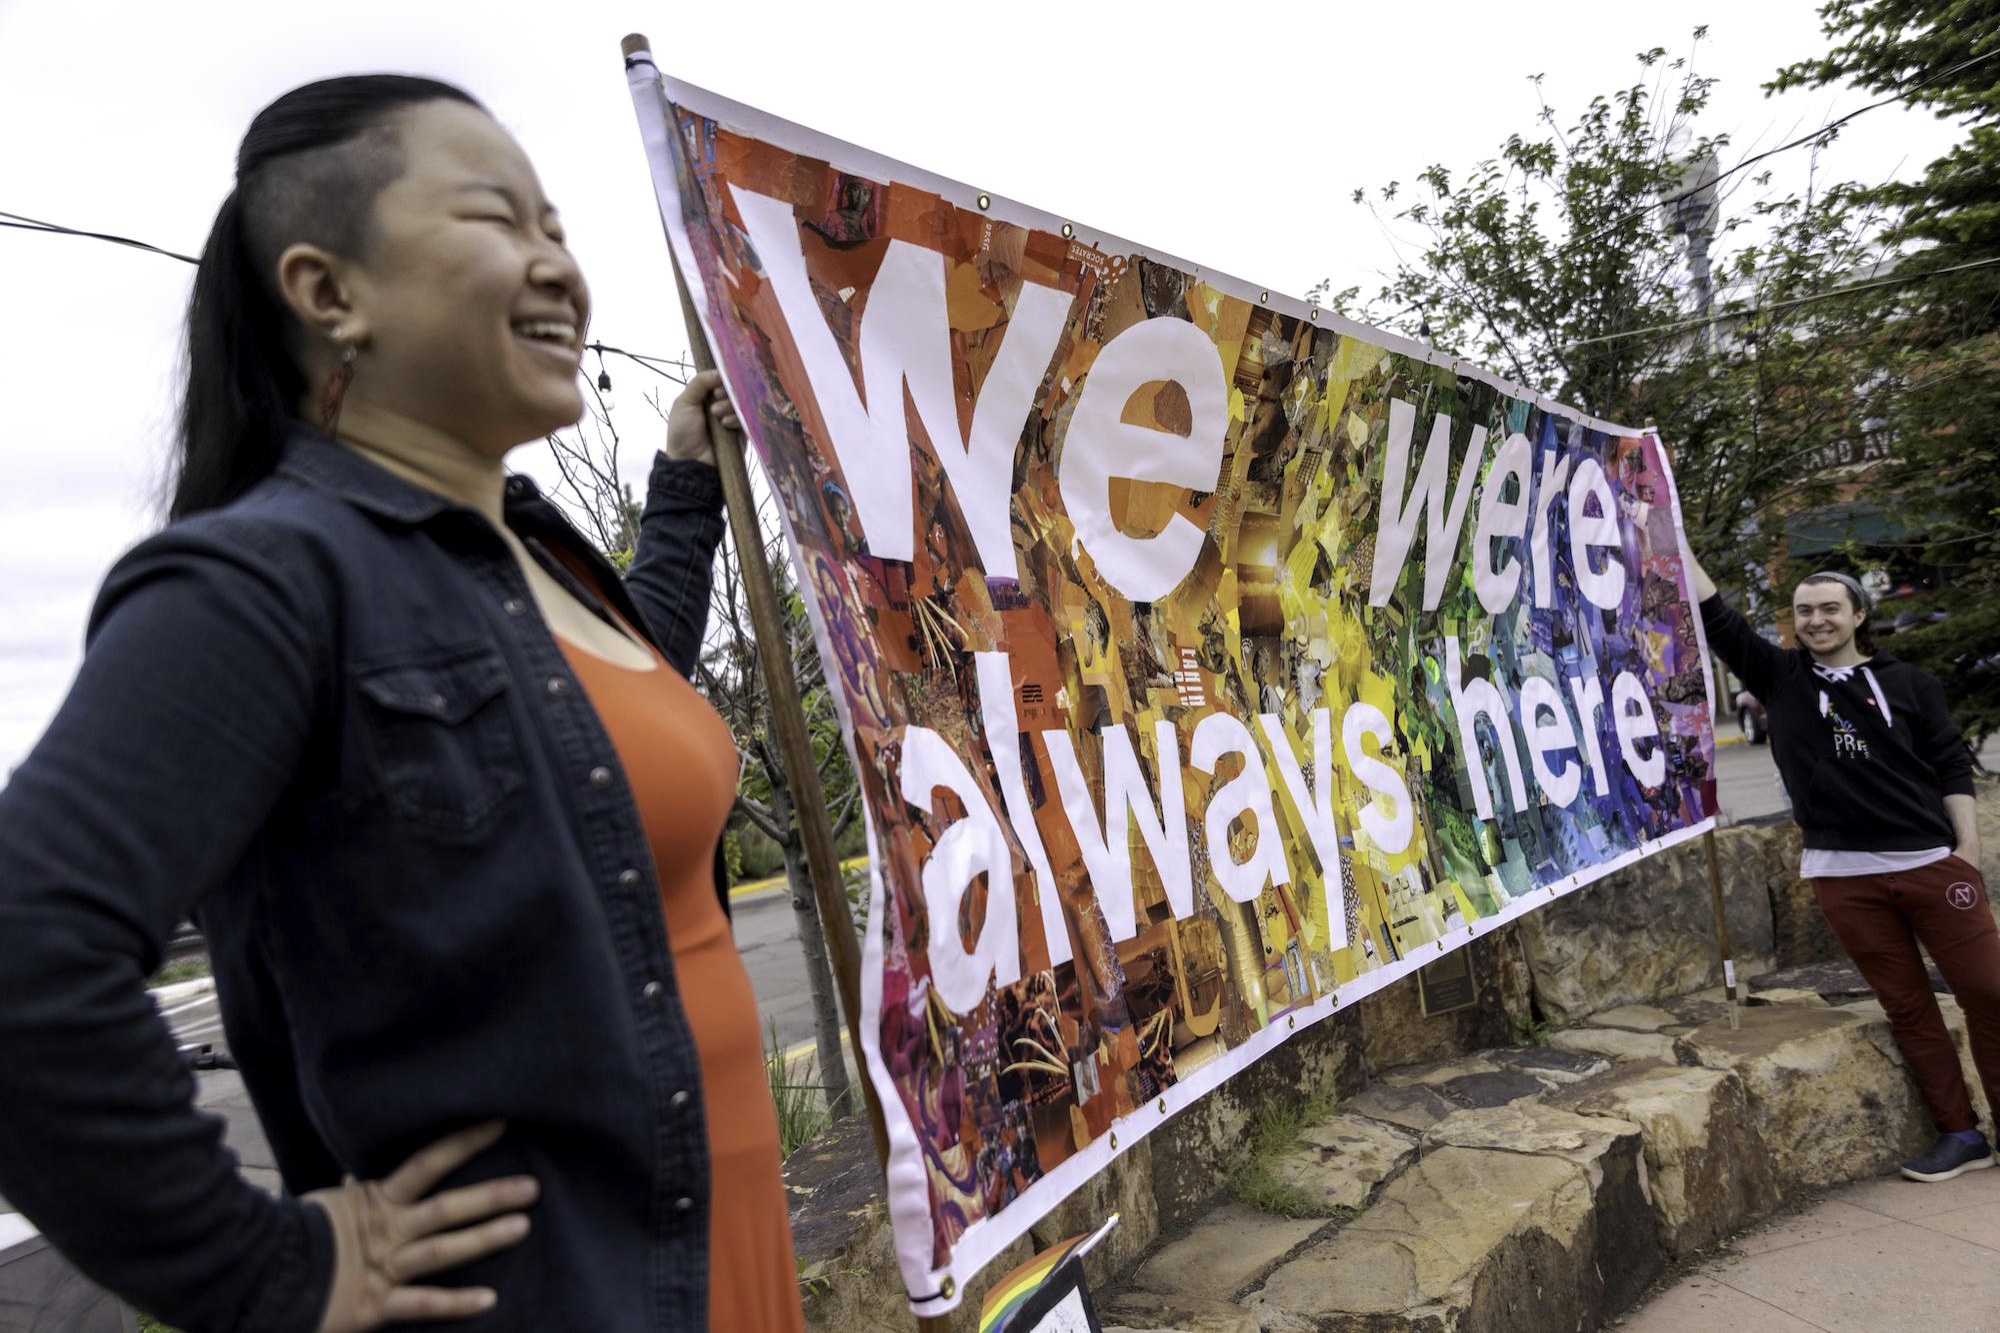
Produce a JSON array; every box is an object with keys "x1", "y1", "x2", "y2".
[{"x1": 625, "y1": 56, "x2": 1716, "y2": 1316}]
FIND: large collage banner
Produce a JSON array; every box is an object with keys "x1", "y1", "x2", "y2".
[{"x1": 626, "y1": 54, "x2": 1717, "y2": 1316}]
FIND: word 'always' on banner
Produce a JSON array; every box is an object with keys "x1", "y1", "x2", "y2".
[{"x1": 625, "y1": 56, "x2": 1716, "y2": 1317}]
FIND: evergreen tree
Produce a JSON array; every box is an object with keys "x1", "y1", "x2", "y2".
[{"x1": 1774, "y1": 1, "x2": 2000, "y2": 743}]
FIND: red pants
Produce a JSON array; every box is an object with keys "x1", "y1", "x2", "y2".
[{"x1": 1815, "y1": 855, "x2": 2000, "y2": 1134}]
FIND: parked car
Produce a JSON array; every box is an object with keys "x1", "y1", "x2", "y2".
[{"x1": 1736, "y1": 689, "x2": 1769, "y2": 745}]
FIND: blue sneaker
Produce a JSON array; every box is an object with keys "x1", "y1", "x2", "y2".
[{"x1": 1900, "y1": 1132, "x2": 1996, "y2": 1183}]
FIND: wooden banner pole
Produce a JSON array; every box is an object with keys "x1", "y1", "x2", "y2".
[
  {"x1": 623, "y1": 36, "x2": 949, "y2": 1327},
  {"x1": 665, "y1": 263, "x2": 884, "y2": 1129},
  {"x1": 671, "y1": 259, "x2": 961, "y2": 1333},
  {"x1": 671, "y1": 262, "x2": 952, "y2": 1330},
  {"x1": 1703, "y1": 829, "x2": 1741, "y2": 1030}
]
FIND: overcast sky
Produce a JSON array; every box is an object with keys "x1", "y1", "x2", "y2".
[{"x1": 0, "y1": 0, "x2": 1968, "y2": 774}]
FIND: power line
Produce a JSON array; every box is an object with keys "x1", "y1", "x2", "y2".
[
  {"x1": 1564, "y1": 48, "x2": 2000, "y2": 255},
  {"x1": 6, "y1": 45, "x2": 1993, "y2": 316},
  {"x1": 8, "y1": 183, "x2": 1994, "y2": 390},
  {"x1": 0, "y1": 210, "x2": 197, "y2": 264},
  {"x1": 0, "y1": 207, "x2": 703, "y2": 387},
  {"x1": 588, "y1": 341, "x2": 690, "y2": 385},
  {"x1": 1561, "y1": 254, "x2": 2000, "y2": 350},
  {"x1": 1349, "y1": 48, "x2": 2000, "y2": 331}
]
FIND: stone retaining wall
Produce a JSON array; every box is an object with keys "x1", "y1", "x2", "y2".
[{"x1": 789, "y1": 783, "x2": 2000, "y2": 1329}]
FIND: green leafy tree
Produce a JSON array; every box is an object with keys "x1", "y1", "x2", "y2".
[
  {"x1": 1341, "y1": 40, "x2": 1734, "y2": 416},
  {"x1": 1665, "y1": 181, "x2": 1904, "y2": 626},
  {"x1": 1774, "y1": 0, "x2": 2000, "y2": 743},
  {"x1": 1325, "y1": 32, "x2": 1937, "y2": 635}
]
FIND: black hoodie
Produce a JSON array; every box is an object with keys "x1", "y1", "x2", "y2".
[{"x1": 1701, "y1": 594, "x2": 1974, "y2": 852}]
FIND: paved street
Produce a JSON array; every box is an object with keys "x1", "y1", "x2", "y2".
[
  {"x1": 731, "y1": 883, "x2": 838, "y2": 1060},
  {"x1": 1711, "y1": 735, "x2": 1796, "y2": 824},
  {"x1": 160, "y1": 987, "x2": 228, "y2": 1057}
]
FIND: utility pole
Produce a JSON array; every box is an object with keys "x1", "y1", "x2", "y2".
[{"x1": 1670, "y1": 149, "x2": 1722, "y2": 357}]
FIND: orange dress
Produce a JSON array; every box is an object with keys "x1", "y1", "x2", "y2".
[{"x1": 557, "y1": 630, "x2": 805, "y2": 1333}]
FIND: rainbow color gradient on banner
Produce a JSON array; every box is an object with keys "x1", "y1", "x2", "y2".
[{"x1": 626, "y1": 52, "x2": 1716, "y2": 1317}]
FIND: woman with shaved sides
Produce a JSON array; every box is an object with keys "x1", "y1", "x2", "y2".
[{"x1": 0, "y1": 77, "x2": 804, "y2": 1332}]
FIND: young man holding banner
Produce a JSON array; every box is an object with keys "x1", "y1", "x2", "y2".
[{"x1": 1691, "y1": 555, "x2": 1996, "y2": 1183}]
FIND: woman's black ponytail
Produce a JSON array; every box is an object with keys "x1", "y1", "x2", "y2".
[
  {"x1": 172, "y1": 189, "x2": 293, "y2": 520},
  {"x1": 169, "y1": 75, "x2": 481, "y2": 521}
]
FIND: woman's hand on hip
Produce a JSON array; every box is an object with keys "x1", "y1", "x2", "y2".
[
  {"x1": 307, "y1": 1120, "x2": 538, "y2": 1331},
  {"x1": 664, "y1": 369, "x2": 739, "y2": 466}
]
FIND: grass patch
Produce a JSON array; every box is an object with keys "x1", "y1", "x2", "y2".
[
  {"x1": 765, "y1": 1018, "x2": 851, "y2": 1160},
  {"x1": 1226, "y1": 1091, "x2": 1358, "y2": 1220},
  {"x1": 1509, "y1": 1009, "x2": 1552, "y2": 1047},
  {"x1": 147, "y1": 956, "x2": 211, "y2": 988},
  {"x1": 137, "y1": 1317, "x2": 181, "y2": 1333}
]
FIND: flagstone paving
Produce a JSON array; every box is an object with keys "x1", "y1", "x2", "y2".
[{"x1": 1098, "y1": 985, "x2": 1996, "y2": 1332}]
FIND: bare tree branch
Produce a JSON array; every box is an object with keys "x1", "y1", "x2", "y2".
[
  {"x1": 734, "y1": 793, "x2": 785, "y2": 841},
  {"x1": 832, "y1": 786, "x2": 862, "y2": 839}
]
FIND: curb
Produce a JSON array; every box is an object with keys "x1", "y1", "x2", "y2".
[
  {"x1": 728, "y1": 854, "x2": 870, "y2": 900},
  {"x1": 150, "y1": 976, "x2": 217, "y2": 1005}
]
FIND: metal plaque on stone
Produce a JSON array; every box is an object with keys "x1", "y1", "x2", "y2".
[{"x1": 1418, "y1": 949, "x2": 1479, "y2": 1017}]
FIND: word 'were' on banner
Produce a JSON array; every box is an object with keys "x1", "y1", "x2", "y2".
[{"x1": 625, "y1": 56, "x2": 1716, "y2": 1317}]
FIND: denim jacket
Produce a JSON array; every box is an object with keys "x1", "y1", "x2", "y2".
[{"x1": 0, "y1": 427, "x2": 729, "y2": 1332}]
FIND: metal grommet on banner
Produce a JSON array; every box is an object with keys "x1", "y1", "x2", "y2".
[
  {"x1": 976, "y1": 193, "x2": 991, "y2": 210},
  {"x1": 1259, "y1": 290, "x2": 1269, "y2": 304},
  {"x1": 1109, "y1": 1131, "x2": 1119, "y2": 1150},
  {"x1": 1158, "y1": 1097, "x2": 1168, "y2": 1114},
  {"x1": 1060, "y1": 222, "x2": 1074, "y2": 239},
  {"x1": 1287, "y1": 1015, "x2": 1295, "y2": 1029},
  {"x1": 940, "y1": 1277, "x2": 955, "y2": 1300},
  {"x1": 1309, "y1": 308, "x2": 1318, "y2": 321}
]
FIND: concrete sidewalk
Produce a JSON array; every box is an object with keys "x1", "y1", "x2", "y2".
[
  {"x1": 193, "y1": 1069, "x2": 282, "y2": 1197},
  {"x1": 1621, "y1": 1165, "x2": 2000, "y2": 1332}
]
